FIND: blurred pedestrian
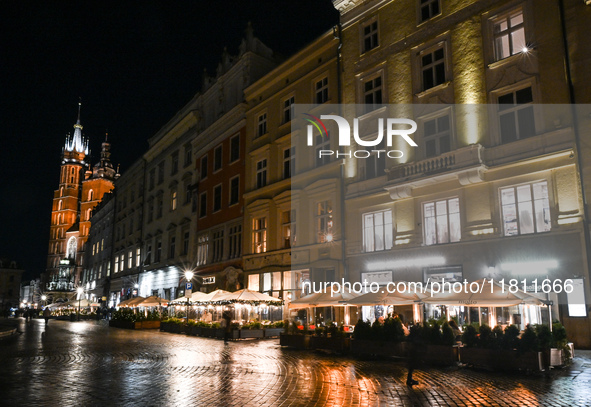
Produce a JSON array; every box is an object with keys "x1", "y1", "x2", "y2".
[
  {"x1": 449, "y1": 319, "x2": 462, "y2": 343},
  {"x1": 406, "y1": 324, "x2": 420, "y2": 387},
  {"x1": 43, "y1": 307, "x2": 51, "y2": 325}
]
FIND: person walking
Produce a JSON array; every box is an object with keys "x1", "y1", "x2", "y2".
[
  {"x1": 406, "y1": 324, "x2": 421, "y2": 387},
  {"x1": 43, "y1": 307, "x2": 51, "y2": 325}
]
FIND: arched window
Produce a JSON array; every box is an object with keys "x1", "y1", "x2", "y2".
[
  {"x1": 86, "y1": 208, "x2": 92, "y2": 220},
  {"x1": 88, "y1": 189, "x2": 94, "y2": 201},
  {"x1": 67, "y1": 236, "x2": 77, "y2": 259},
  {"x1": 57, "y1": 214, "x2": 62, "y2": 225},
  {"x1": 60, "y1": 187, "x2": 64, "y2": 197},
  {"x1": 58, "y1": 200, "x2": 63, "y2": 211}
]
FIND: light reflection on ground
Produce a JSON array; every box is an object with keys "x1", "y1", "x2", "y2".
[{"x1": 0, "y1": 319, "x2": 589, "y2": 406}]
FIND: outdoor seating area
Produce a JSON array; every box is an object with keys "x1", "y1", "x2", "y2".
[
  {"x1": 108, "y1": 288, "x2": 284, "y2": 338},
  {"x1": 280, "y1": 281, "x2": 572, "y2": 371}
]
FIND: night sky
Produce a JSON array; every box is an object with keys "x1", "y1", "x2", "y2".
[{"x1": 0, "y1": 1, "x2": 339, "y2": 280}]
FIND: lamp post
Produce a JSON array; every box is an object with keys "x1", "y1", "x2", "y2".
[
  {"x1": 76, "y1": 287, "x2": 84, "y2": 321},
  {"x1": 184, "y1": 270, "x2": 194, "y2": 323}
]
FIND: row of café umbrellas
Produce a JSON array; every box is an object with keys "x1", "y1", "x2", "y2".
[
  {"x1": 46, "y1": 299, "x2": 100, "y2": 309},
  {"x1": 170, "y1": 288, "x2": 283, "y2": 306},
  {"x1": 289, "y1": 279, "x2": 546, "y2": 308},
  {"x1": 117, "y1": 289, "x2": 282, "y2": 309},
  {"x1": 118, "y1": 295, "x2": 169, "y2": 308}
]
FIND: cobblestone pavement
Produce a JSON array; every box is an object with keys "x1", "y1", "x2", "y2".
[{"x1": 1, "y1": 319, "x2": 590, "y2": 407}]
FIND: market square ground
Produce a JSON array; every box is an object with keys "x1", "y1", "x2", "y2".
[{"x1": 0, "y1": 319, "x2": 590, "y2": 406}]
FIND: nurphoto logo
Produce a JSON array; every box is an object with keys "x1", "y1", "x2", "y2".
[{"x1": 304, "y1": 113, "x2": 418, "y2": 159}]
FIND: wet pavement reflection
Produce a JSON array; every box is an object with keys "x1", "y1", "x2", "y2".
[{"x1": 1, "y1": 319, "x2": 590, "y2": 406}]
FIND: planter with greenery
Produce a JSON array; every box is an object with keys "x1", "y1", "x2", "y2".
[
  {"x1": 110, "y1": 309, "x2": 161, "y2": 329},
  {"x1": 459, "y1": 323, "x2": 559, "y2": 371},
  {"x1": 263, "y1": 321, "x2": 285, "y2": 338}
]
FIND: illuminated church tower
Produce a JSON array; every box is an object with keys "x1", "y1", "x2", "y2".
[{"x1": 45, "y1": 102, "x2": 118, "y2": 300}]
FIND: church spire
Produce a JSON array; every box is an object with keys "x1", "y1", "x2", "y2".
[{"x1": 64, "y1": 99, "x2": 89, "y2": 155}]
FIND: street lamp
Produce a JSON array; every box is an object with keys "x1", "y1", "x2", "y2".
[
  {"x1": 76, "y1": 287, "x2": 84, "y2": 321},
  {"x1": 184, "y1": 270, "x2": 194, "y2": 323},
  {"x1": 41, "y1": 295, "x2": 47, "y2": 308}
]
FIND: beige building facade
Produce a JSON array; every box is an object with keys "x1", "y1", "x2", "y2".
[
  {"x1": 334, "y1": 0, "x2": 591, "y2": 347},
  {"x1": 243, "y1": 32, "x2": 342, "y2": 321}
]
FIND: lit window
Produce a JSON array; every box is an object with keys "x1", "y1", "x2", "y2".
[
  {"x1": 315, "y1": 78, "x2": 328, "y2": 104},
  {"x1": 253, "y1": 217, "x2": 267, "y2": 253},
  {"x1": 423, "y1": 198, "x2": 461, "y2": 245},
  {"x1": 423, "y1": 114, "x2": 451, "y2": 157},
  {"x1": 498, "y1": 86, "x2": 535, "y2": 143},
  {"x1": 256, "y1": 159, "x2": 267, "y2": 188},
  {"x1": 316, "y1": 201, "x2": 333, "y2": 243},
  {"x1": 501, "y1": 182, "x2": 550, "y2": 236},
  {"x1": 420, "y1": 46, "x2": 446, "y2": 91},
  {"x1": 229, "y1": 176, "x2": 239, "y2": 206},
  {"x1": 493, "y1": 8, "x2": 526, "y2": 61},
  {"x1": 248, "y1": 274, "x2": 260, "y2": 291},
  {"x1": 136, "y1": 247, "x2": 141, "y2": 267},
  {"x1": 363, "y1": 76, "x2": 383, "y2": 113},
  {"x1": 283, "y1": 96, "x2": 295, "y2": 123},
  {"x1": 257, "y1": 113, "x2": 267, "y2": 137},
  {"x1": 363, "y1": 210, "x2": 393, "y2": 252},
  {"x1": 114, "y1": 256, "x2": 119, "y2": 273},
  {"x1": 420, "y1": 0, "x2": 440, "y2": 23},
  {"x1": 171, "y1": 190, "x2": 177, "y2": 211},
  {"x1": 119, "y1": 254, "x2": 124, "y2": 271},
  {"x1": 196, "y1": 234, "x2": 208, "y2": 266},
  {"x1": 213, "y1": 184, "x2": 222, "y2": 212},
  {"x1": 283, "y1": 147, "x2": 295, "y2": 179},
  {"x1": 128, "y1": 250, "x2": 133, "y2": 269},
  {"x1": 362, "y1": 20, "x2": 378, "y2": 53}
]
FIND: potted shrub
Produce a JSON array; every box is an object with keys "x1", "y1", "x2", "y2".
[
  {"x1": 280, "y1": 322, "x2": 312, "y2": 349},
  {"x1": 422, "y1": 320, "x2": 458, "y2": 366},
  {"x1": 240, "y1": 321, "x2": 264, "y2": 339},
  {"x1": 549, "y1": 322, "x2": 570, "y2": 367},
  {"x1": 264, "y1": 321, "x2": 284, "y2": 338}
]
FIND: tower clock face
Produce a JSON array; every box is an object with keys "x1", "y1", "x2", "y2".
[{"x1": 67, "y1": 236, "x2": 77, "y2": 259}]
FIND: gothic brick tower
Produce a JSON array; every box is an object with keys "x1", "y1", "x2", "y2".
[{"x1": 45, "y1": 102, "x2": 118, "y2": 301}]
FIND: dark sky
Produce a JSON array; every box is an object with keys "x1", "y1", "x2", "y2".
[{"x1": 0, "y1": 1, "x2": 339, "y2": 280}]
